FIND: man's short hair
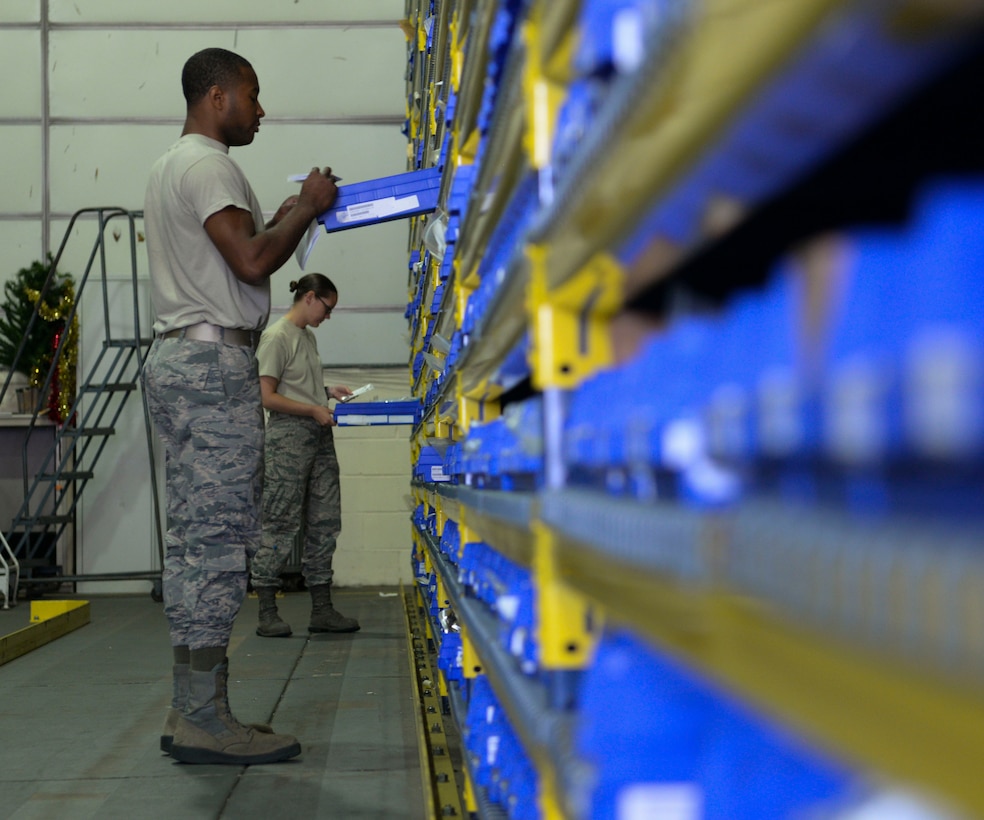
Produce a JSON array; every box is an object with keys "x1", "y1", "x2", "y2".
[{"x1": 181, "y1": 48, "x2": 253, "y2": 105}]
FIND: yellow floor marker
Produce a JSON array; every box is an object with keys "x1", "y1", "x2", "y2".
[{"x1": 0, "y1": 600, "x2": 90, "y2": 667}]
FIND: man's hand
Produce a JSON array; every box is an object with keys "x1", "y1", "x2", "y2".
[
  {"x1": 269, "y1": 167, "x2": 337, "y2": 227},
  {"x1": 267, "y1": 195, "x2": 299, "y2": 228},
  {"x1": 297, "y1": 167, "x2": 338, "y2": 216},
  {"x1": 328, "y1": 385, "x2": 352, "y2": 402}
]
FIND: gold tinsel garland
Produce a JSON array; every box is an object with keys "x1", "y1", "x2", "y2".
[{"x1": 23, "y1": 281, "x2": 78, "y2": 423}]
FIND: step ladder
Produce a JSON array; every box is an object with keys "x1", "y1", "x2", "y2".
[
  {"x1": 0, "y1": 532, "x2": 18, "y2": 609},
  {"x1": 0, "y1": 207, "x2": 163, "y2": 600}
]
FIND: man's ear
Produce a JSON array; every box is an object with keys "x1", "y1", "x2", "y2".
[{"x1": 206, "y1": 84, "x2": 225, "y2": 111}]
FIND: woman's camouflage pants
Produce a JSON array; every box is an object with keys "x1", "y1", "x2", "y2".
[{"x1": 250, "y1": 411, "x2": 341, "y2": 589}]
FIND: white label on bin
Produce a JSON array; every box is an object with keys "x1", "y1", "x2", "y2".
[
  {"x1": 486, "y1": 735, "x2": 499, "y2": 765},
  {"x1": 496, "y1": 594, "x2": 520, "y2": 622},
  {"x1": 834, "y1": 788, "x2": 963, "y2": 819},
  {"x1": 617, "y1": 783, "x2": 702, "y2": 820},
  {"x1": 337, "y1": 414, "x2": 370, "y2": 425},
  {"x1": 337, "y1": 194, "x2": 420, "y2": 224},
  {"x1": 613, "y1": 9, "x2": 645, "y2": 73}
]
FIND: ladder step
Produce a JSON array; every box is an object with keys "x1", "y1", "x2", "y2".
[
  {"x1": 107, "y1": 338, "x2": 153, "y2": 348},
  {"x1": 40, "y1": 471, "x2": 94, "y2": 482},
  {"x1": 62, "y1": 427, "x2": 115, "y2": 437},
  {"x1": 36, "y1": 515, "x2": 73, "y2": 526},
  {"x1": 82, "y1": 383, "x2": 136, "y2": 393}
]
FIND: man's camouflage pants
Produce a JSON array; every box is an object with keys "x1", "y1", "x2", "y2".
[{"x1": 142, "y1": 337, "x2": 263, "y2": 649}]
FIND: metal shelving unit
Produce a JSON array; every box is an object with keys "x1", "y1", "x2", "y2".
[{"x1": 402, "y1": 1, "x2": 984, "y2": 817}]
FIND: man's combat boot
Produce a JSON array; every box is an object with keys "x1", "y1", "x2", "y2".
[
  {"x1": 255, "y1": 587, "x2": 292, "y2": 637},
  {"x1": 169, "y1": 659, "x2": 300, "y2": 765},
  {"x1": 160, "y1": 662, "x2": 189, "y2": 754},
  {"x1": 308, "y1": 584, "x2": 360, "y2": 633},
  {"x1": 162, "y1": 662, "x2": 273, "y2": 755}
]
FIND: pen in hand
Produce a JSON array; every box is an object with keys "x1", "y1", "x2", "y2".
[{"x1": 288, "y1": 172, "x2": 342, "y2": 183}]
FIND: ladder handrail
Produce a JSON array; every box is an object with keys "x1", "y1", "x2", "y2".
[
  {"x1": 0, "y1": 531, "x2": 19, "y2": 608},
  {"x1": 3, "y1": 207, "x2": 164, "y2": 591},
  {"x1": 0, "y1": 207, "x2": 127, "y2": 410}
]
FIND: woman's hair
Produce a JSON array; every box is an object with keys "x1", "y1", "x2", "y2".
[
  {"x1": 182, "y1": 48, "x2": 253, "y2": 105},
  {"x1": 289, "y1": 273, "x2": 338, "y2": 303}
]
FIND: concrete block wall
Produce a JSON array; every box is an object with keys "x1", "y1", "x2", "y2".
[
  {"x1": 332, "y1": 424, "x2": 412, "y2": 587},
  {"x1": 323, "y1": 365, "x2": 413, "y2": 587}
]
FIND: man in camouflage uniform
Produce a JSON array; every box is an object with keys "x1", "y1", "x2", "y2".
[{"x1": 142, "y1": 46, "x2": 337, "y2": 765}]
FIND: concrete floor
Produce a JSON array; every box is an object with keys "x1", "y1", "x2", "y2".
[{"x1": 0, "y1": 588, "x2": 426, "y2": 819}]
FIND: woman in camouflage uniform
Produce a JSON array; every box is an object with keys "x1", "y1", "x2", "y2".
[{"x1": 250, "y1": 273, "x2": 360, "y2": 636}]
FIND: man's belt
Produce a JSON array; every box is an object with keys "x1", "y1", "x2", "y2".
[{"x1": 160, "y1": 322, "x2": 258, "y2": 347}]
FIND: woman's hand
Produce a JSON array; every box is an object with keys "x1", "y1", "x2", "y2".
[{"x1": 311, "y1": 405, "x2": 336, "y2": 426}]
